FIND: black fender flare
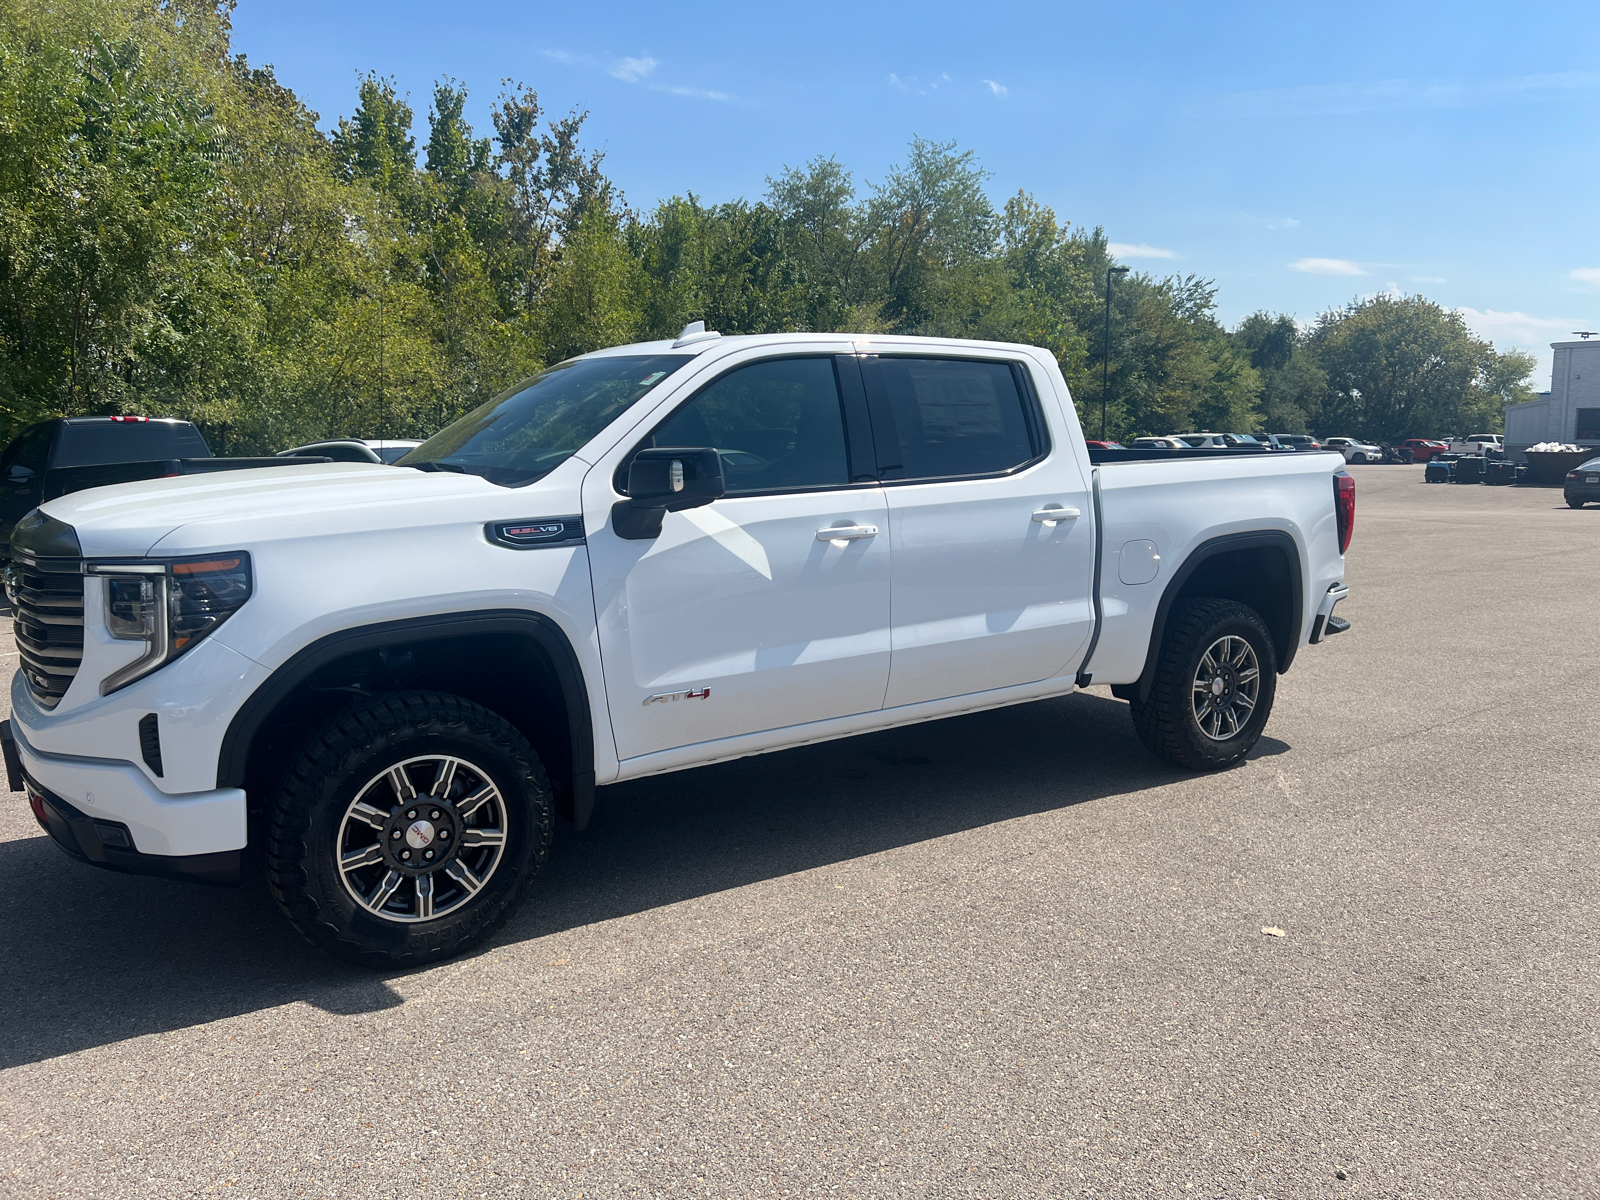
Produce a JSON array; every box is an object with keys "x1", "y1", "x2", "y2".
[
  {"x1": 1115, "y1": 530, "x2": 1304, "y2": 705},
  {"x1": 215, "y1": 609, "x2": 596, "y2": 828}
]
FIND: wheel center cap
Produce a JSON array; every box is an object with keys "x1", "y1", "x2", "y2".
[
  {"x1": 405, "y1": 820, "x2": 436, "y2": 850},
  {"x1": 1210, "y1": 676, "x2": 1226, "y2": 697}
]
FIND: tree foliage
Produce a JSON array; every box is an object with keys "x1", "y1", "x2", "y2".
[{"x1": 0, "y1": 0, "x2": 1532, "y2": 451}]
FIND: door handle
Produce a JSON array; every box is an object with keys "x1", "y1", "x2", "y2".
[
  {"x1": 817, "y1": 524, "x2": 879, "y2": 542},
  {"x1": 1032, "y1": 506, "x2": 1080, "y2": 525}
]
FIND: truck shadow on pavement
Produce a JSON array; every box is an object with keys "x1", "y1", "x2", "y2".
[{"x1": 0, "y1": 690, "x2": 1288, "y2": 1068}]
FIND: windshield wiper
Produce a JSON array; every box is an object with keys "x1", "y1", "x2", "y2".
[{"x1": 405, "y1": 461, "x2": 469, "y2": 474}]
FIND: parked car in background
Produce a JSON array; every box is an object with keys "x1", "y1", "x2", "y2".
[
  {"x1": 1324, "y1": 437, "x2": 1383, "y2": 464},
  {"x1": 1169, "y1": 433, "x2": 1268, "y2": 450},
  {"x1": 1563, "y1": 457, "x2": 1600, "y2": 508},
  {"x1": 1264, "y1": 434, "x2": 1322, "y2": 452},
  {"x1": 278, "y1": 438, "x2": 423, "y2": 465},
  {"x1": 1130, "y1": 436, "x2": 1185, "y2": 449},
  {"x1": 0, "y1": 417, "x2": 318, "y2": 559},
  {"x1": 1083, "y1": 440, "x2": 1123, "y2": 450},
  {"x1": 1448, "y1": 434, "x2": 1503, "y2": 457},
  {"x1": 1400, "y1": 439, "x2": 1449, "y2": 463}
]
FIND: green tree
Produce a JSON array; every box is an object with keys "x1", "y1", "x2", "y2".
[
  {"x1": 1309, "y1": 295, "x2": 1531, "y2": 440},
  {"x1": 1232, "y1": 312, "x2": 1327, "y2": 433}
]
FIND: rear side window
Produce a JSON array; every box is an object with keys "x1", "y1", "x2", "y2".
[
  {"x1": 629, "y1": 357, "x2": 851, "y2": 495},
  {"x1": 51, "y1": 421, "x2": 210, "y2": 468},
  {"x1": 864, "y1": 357, "x2": 1043, "y2": 482}
]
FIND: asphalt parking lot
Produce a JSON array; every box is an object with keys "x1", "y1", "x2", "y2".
[{"x1": 0, "y1": 464, "x2": 1595, "y2": 1199}]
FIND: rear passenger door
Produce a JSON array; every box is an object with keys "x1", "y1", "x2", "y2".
[{"x1": 859, "y1": 354, "x2": 1096, "y2": 708}]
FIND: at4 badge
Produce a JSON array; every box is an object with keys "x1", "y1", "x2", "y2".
[{"x1": 643, "y1": 688, "x2": 711, "y2": 705}]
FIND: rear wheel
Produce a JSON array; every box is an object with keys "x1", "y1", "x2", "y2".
[
  {"x1": 266, "y1": 691, "x2": 552, "y2": 967},
  {"x1": 1130, "y1": 598, "x2": 1278, "y2": 770},
  {"x1": 1568, "y1": 497, "x2": 1586, "y2": 509}
]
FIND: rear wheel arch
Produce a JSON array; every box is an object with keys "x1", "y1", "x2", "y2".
[
  {"x1": 218, "y1": 610, "x2": 596, "y2": 830},
  {"x1": 1113, "y1": 531, "x2": 1304, "y2": 705}
]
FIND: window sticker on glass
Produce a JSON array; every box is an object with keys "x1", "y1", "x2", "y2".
[{"x1": 638, "y1": 371, "x2": 668, "y2": 386}]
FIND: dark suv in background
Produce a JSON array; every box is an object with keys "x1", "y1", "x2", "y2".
[{"x1": 0, "y1": 418, "x2": 211, "y2": 556}]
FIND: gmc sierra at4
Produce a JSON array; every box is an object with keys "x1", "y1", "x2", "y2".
[{"x1": 3, "y1": 329, "x2": 1354, "y2": 966}]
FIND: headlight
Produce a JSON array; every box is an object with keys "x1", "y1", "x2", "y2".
[{"x1": 91, "y1": 553, "x2": 252, "y2": 694}]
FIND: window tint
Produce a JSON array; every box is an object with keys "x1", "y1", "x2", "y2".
[
  {"x1": 637, "y1": 357, "x2": 850, "y2": 495},
  {"x1": 3, "y1": 424, "x2": 54, "y2": 476},
  {"x1": 53, "y1": 420, "x2": 210, "y2": 467},
  {"x1": 867, "y1": 357, "x2": 1040, "y2": 481}
]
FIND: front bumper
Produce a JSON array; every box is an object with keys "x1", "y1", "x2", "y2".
[
  {"x1": 5, "y1": 719, "x2": 246, "y2": 867},
  {"x1": 20, "y1": 771, "x2": 240, "y2": 886}
]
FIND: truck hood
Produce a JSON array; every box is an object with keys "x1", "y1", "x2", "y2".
[{"x1": 39, "y1": 460, "x2": 587, "y2": 557}]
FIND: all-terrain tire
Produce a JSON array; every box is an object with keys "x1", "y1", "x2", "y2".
[
  {"x1": 1129, "y1": 598, "x2": 1278, "y2": 771},
  {"x1": 266, "y1": 691, "x2": 552, "y2": 968}
]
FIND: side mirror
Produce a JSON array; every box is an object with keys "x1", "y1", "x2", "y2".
[{"x1": 612, "y1": 447, "x2": 726, "y2": 540}]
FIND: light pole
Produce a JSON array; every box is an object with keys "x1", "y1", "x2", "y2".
[{"x1": 1103, "y1": 265, "x2": 1129, "y2": 440}]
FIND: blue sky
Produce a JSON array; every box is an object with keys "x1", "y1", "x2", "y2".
[{"x1": 233, "y1": 0, "x2": 1600, "y2": 384}]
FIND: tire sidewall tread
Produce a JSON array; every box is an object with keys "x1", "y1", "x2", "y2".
[
  {"x1": 1129, "y1": 597, "x2": 1278, "y2": 771},
  {"x1": 265, "y1": 690, "x2": 552, "y2": 968}
]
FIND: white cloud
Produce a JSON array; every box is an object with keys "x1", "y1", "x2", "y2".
[
  {"x1": 1266, "y1": 217, "x2": 1300, "y2": 230},
  {"x1": 1455, "y1": 306, "x2": 1584, "y2": 345},
  {"x1": 653, "y1": 84, "x2": 730, "y2": 102},
  {"x1": 609, "y1": 56, "x2": 657, "y2": 83},
  {"x1": 984, "y1": 79, "x2": 1008, "y2": 98},
  {"x1": 1572, "y1": 268, "x2": 1600, "y2": 286},
  {"x1": 1291, "y1": 257, "x2": 1366, "y2": 276},
  {"x1": 1108, "y1": 242, "x2": 1177, "y2": 260}
]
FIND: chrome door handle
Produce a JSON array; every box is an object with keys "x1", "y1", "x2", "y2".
[
  {"x1": 1032, "y1": 506, "x2": 1080, "y2": 524},
  {"x1": 817, "y1": 524, "x2": 879, "y2": 542}
]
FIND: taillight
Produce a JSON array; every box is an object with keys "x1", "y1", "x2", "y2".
[
  {"x1": 1334, "y1": 472, "x2": 1355, "y2": 554},
  {"x1": 1567, "y1": 472, "x2": 1579, "y2": 480}
]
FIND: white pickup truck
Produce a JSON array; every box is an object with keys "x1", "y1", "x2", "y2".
[{"x1": 3, "y1": 331, "x2": 1354, "y2": 966}]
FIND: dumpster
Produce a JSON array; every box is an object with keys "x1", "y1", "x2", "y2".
[{"x1": 1524, "y1": 449, "x2": 1597, "y2": 486}]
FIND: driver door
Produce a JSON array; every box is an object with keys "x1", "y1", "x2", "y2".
[{"x1": 583, "y1": 351, "x2": 892, "y2": 762}]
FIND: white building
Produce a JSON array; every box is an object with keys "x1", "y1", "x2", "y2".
[{"x1": 1505, "y1": 337, "x2": 1600, "y2": 455}]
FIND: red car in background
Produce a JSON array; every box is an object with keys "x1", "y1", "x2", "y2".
[
  {"x1": 1402, "y1": 438, "x2": 1450, "y2": 462},
  {"x1": 1084, "y1": 440, "x2": 1123, "y2": 449}
]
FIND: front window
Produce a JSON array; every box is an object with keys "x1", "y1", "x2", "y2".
[
  {"x1": 627, "y1": 357, "x2": 851, "y2": 495},
  {"x1": 399, "y1": 354, "x2": 697, "y2": 487}
]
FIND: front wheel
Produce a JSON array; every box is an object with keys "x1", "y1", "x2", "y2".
[
  {"x1": 1129, "y1": 598, "x2": 1278, "y2": 770},
  {"x1": 266, "y1": 691, "x2": 552, "y2": 967}
]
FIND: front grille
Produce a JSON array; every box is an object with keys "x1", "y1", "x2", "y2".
[{"x1": 10, "y1": 551, "x2": 85, "y2": 708}]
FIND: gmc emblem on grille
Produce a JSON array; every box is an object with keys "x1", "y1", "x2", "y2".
[
  {"x1": 644, "y1": 688, "x2": 711, "y2": 705},
  {"x1": 486, "y1": 516, "x2": 585, "y2": 549}
]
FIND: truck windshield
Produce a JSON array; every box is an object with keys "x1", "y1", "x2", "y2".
[{"x1": 398, "y1": 354, "x2": 697, "y2": 487}]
